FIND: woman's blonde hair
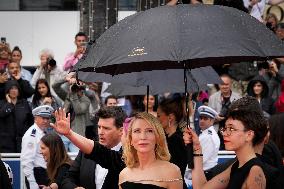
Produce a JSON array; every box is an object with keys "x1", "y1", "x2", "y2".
[{"x1": 122, "y1": 112, "x2": 171, "y2": 168}]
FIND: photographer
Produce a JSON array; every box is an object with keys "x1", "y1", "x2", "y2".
[
  {"x1": 31, "y1": 50, "x2": 66, "y2": 105},
  {"x1": 259, "y1": 59, "x2": 284, "y2": 100},
  {"x1": 63, "y1": 80, "x2": 91, "y2": 152},
  {"x1": 208, "y1": 74, "x2": 241, "y2": 149},
  {"x1": 63, "y1": 32, "x2": 87, "y2": 71}
]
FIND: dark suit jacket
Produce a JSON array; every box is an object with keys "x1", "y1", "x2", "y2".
[
  {"x1": 84, "y1": 142, "x2": 124, "y2": 189},
  {"x1": 62, "y1": 143, "x2": 124, "y2": 189},
  {"x1": 61, "y1": 151, "x2": 96, "y2": 189}
]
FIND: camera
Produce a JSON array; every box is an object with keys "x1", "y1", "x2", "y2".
[
  {"x1": 81, "y1": 42, "x2": 88, "y2": 48},
  {"x1": 47, "y1": 58, "x2": 56, "y2": 67},
  {"x1": 71, "y1": 83, "x2": 85, "y2": 93},
  {"x1": 1, "y1": 37, "x2": 6, "y2": 44},
  {"x1": 266, "y1": 22, "x2": 275, "y2": 32},
  {"x1": 219, "y1": 101, "x2": 231, "y2": 117}
]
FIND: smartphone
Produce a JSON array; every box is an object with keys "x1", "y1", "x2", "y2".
[
  {"x1": 81, "y1": 42, "x2": 88, "y2": 48},
  {"x1": 1, "y1": 37, "x2": 6, "y2": 44}
]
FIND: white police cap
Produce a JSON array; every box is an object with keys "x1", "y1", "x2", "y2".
[
  {"x1": 32, "y1": 105, "x2": 54, "y2": 118},
  {"x1": 198, "y1": 105, "x2": 218, "y2": 119}
]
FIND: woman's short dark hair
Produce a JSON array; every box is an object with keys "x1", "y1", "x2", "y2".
[{"x1": 227, "y1": 97, "x2": 268, "y2": 146}]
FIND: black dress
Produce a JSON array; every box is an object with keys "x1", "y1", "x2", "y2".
[
  {"x1": 120, "y1": 182, "x2": 166, "y2": 189},
  {"x1": 166, "y1": 129, "x2": 187, "y2": 189},
  {"x1": 227, "y1": 157, "x2": 265, "y2": 189},
  {"x1": 55, "y1": 163, "x2": 71, "y2": 188}
]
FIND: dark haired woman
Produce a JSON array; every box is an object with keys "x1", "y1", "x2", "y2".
[
  {"x1": 184, "y1": 102, "x2": 269, "y2": 189},
  {"x1": 247, "y1": 75, "x2": 275, "y2": 116},
  {"x1": 0, "y1": 80, "x2": 33, "y2": 152},
  {"x1": 40, "y1": 133, "x2": 72, "y2": 189},
  {"x1": 31, "y1": 78, "x2": 60, "y2": 110},
  {"x1": 157, "y1": 98, "x2": 187, "y2": 189},
  {"x1": 142, "y1": 94, "x2": 158, "y2": 117}
]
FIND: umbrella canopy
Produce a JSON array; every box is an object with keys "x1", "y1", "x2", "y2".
[
  {"x1": 78, "y1": 66, "x2": 221, "y2": 94},
  {"x1": 75, "y1": 4, "x2": 284, "y2": 74}
]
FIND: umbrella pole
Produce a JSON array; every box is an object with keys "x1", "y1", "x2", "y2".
[
  {"x1": 146, "y1": 85, "x2": 149, "y2": 113},
  {"x1": 184, "y1": 66, "x2": 194, "y2": 169}
]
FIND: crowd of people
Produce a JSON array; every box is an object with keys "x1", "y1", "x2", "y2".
[{"x1": 0, "y1": 0, "x2": 284, "y2": 189}]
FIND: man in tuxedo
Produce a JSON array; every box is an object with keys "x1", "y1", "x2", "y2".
[{"x1": 61, "y1": 106, "x2": 126, "y2": 189}]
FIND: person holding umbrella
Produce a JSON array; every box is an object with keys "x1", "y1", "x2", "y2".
[{"x1": 183, "y1": 99, "x2": 268, "y2": 189}]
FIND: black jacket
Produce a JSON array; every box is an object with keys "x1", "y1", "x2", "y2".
[
  {"x1": 247, "y1": 75, "x2": 276, "y2": 115},
  {"x1": 0, "y1": 99, "x2": 34, "y2": 152},
  {"x1": 61, "y1": 151, "x2": 96, "y2": 189},
  {"x1": 0, "y1": 78, "x2": 34, "y2": 100},
  {"x1": 62, "y1": 143, "x2": 123, "y2": 189}
]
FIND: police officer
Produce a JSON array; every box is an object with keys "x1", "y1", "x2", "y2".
[
  {"x1": 20, "y1": 105, "x2": 54, "y2": 189},
  {"x1": 197, "y1": 105, "x2": 220, "y2": 170}
]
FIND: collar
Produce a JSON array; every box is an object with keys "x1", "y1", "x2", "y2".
[
  {"x1": 201, "y1": 125, "x2": 214, "y2": 133},
  {"x1": 34, "y1": 123, "x2": 45, "y2": 135},
  {"x1": 111, "y1": 142, "x2": 122, "y2": 151}
]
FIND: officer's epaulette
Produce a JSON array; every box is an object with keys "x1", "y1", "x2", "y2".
[
  {"x1": 208, "y1": 130, "x2": 212, "y2": 135},
  {"x1": 30, "y1": 129, "x2": 36, "y2": 137}
]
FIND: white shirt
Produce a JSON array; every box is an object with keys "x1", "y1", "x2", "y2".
[
  {"x1": 21, "y1": 123, "x2": 47, "y2": 189},
  {"x1": 199, "y1": 126, "x2": 220, "y2": 170},
  {"x1": 95, "y1": 143, "x2": 122, "y2": 189},
  {"x1": 243, "y1": 0, "x2": 269, "y2": 22}
]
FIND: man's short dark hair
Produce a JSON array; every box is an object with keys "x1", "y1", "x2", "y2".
[
  {"x1": 96, "y1": 106, "x2": 126, "y2": 128},
  {"x1": 75, "y1": 32, "x2": 87, "y2": 39},
  {"x1": 104, "y1": 95, "x2": 118, "y2": 105}
]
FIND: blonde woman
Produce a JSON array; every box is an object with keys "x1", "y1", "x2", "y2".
[{"x1": 119, "y1": 112, "x2": 183, "y2": 189}]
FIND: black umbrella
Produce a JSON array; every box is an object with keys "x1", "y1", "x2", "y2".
[
  {"x1": 74, "y1": 4, "x2": 284, "y2": 169},
  {"x1": 78, "y1": 66, "x2": 221, "y2": 94},
  {"x1": 75, "y1": 4, "x2": 284, "y2": 74}
]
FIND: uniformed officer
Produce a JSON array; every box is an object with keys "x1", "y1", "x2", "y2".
[
  {"x1": 197, "y1": 105, "x2": 220, "y2": 170},
  {"x1": 20, "y1": 105, "x2": 54, "y2": 189}
]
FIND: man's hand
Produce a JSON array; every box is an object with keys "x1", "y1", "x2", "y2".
[
  {"x1": 51, "y1": 108, "x2": 72, "y2": 136},
  {"x1": 0, "y1": 72, "x2": 8, "y2": 83},
  {"x1": 74, "y1": 46, "x2": 85, "y2": 58},
  {"x1": 11, "y1": 70, "x2": 21, "y2": 80}
]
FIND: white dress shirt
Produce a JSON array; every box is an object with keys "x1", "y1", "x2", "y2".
[
  {"x1": 199, "y1": 126, "x2": 220, "y2": 170},
  {"x1": 95, "y1": 143, "x2": 122, "y2": 189}
]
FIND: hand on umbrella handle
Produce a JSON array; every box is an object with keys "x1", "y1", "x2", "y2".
[
  {"x1": 184, "y1": 127, "x2": 202, "y2": 169},
  {"x1": 184, "y1": 127, "x2": 194, "y2": 169}
]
